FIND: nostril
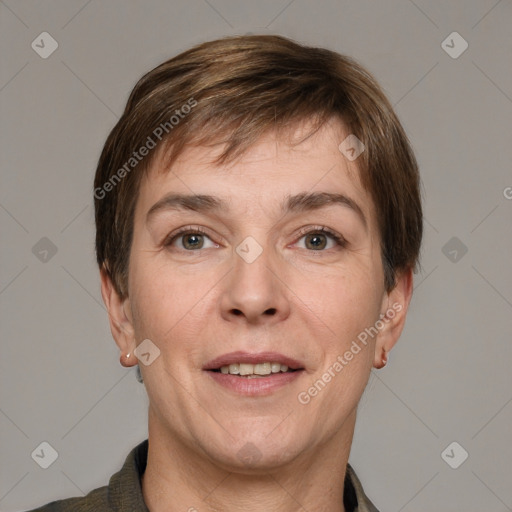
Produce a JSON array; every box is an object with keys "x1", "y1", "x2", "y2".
[{"x1": 230, "y1": 308, "x2": 276, "y2": 316}]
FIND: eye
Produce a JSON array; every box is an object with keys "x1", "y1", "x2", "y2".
[
  {"x1": 164, "y1": 227, "x2": 219, "y2": 251},
  {"x1": 295, "y1": 227, "x2": 346, "y2": 251}
]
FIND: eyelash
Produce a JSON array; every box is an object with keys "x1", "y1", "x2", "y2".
[
  {"x1": 295, "y1": 225, "x2": 347, "y2": 249},
  {"x1": 163, "y1": 225, "x2": 212, "y2": 247},
  {"x1": 164, "y1": 225, "x2": 347, "y2": 251}
]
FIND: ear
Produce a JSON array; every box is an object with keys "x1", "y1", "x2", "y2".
[
  {"x1": 100, "y1": 265, "x2": 137, "y2": 368},
  {"x1": 373, "y1": 268, "x2": 413, "y2": 369}
]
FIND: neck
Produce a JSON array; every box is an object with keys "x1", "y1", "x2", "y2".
[{"x1": 141, "y1": 407, "x2": 356, "y2": 512}]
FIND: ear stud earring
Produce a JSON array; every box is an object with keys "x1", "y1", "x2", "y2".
[{"x1": 120, "y1": 352, "x2": 133, "y2": 367}]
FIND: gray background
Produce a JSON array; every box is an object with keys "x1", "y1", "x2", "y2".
[{"x1": 1, "y1": 1, "x2": 511, "y2": 511}]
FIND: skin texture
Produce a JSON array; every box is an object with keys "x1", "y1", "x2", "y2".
[{"x1": 101, "y1": 118, "x2": 413, "y2": 512}]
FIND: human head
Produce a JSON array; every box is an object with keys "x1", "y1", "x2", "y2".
[
  {"x1": 95, "y1": 35, "x2": 424, "y2": 486},
  {"x1": 94, "y1": 34, "x2": 422, "y2": 299}
]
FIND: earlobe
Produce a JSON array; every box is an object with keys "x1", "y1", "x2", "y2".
[
  {"x1": 100, "y1": 265, "x2": 137, "y2": 367},
  {"x1": 373, "y1": 268, "x2": 413, "y2": 369},
  {"x1": 373, "y1": 348, "x2": 388, "y2": 369}
]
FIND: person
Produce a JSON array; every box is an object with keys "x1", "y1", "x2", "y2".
[{"x1": 29, "y1": 34, "x2": 422, "y2": 512}]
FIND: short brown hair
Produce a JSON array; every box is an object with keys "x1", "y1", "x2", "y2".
[{"x1": 94, "y1": 35, "x2": 422, "y2": 298}]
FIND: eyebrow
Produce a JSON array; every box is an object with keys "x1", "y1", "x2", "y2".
[{"x1": 146, "y1": 191, "x2": 367, "y2": 228}]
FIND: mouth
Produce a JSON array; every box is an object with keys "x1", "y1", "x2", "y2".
[{"x1": 203, "y1": 351, "x2": 305, "y2": 395}]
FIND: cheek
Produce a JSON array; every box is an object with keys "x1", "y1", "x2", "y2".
[
  {"x1": 293, "y1": 272, "x2": 383, "y2": 373},
  {"x1": 293, "y1": 259, "x2": 381, "y2": 319},
  {"x1": 127, "y1": 254, "x2": 217, "y2": 343}
]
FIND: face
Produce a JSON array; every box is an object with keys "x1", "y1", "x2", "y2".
[{"x1": 108, "y1": 118, "x2": 407, "y2": 471}]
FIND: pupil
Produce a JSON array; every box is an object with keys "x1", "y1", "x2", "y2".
[{"x1": 306, "y1": 233, "x2": 326, "y2": 250}]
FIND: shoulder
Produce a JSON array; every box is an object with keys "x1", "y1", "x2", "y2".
[
  {"x1": 23, "y1": 485, "x2": 109, "y2": 511},
  {"x1": 24, "y1": 439, "x2": 149, "y2": 512}
]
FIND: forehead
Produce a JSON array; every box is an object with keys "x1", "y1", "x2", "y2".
[{"x1": 136, "y1": 118, "x2": 375, "y2": 227}]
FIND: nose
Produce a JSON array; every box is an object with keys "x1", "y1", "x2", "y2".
[{"x1": 219, "y1": 244, "x2": 291, "y2": 325}]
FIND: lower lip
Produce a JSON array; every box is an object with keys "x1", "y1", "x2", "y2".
[{"x1": 205, "y1": 370, "x2": 304, "y2": 396}]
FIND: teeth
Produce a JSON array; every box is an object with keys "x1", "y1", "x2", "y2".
[
  {"x1": 239, "y1": 363, "x2": 254, "y2": 376},
  {"x1": 218, "y1": 362, "x2": 294, "y2": 376},
  {"x1": 254, "y1": 363, "x2": 271, "y2": 375}
]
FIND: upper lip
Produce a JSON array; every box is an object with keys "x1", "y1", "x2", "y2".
[{"x1": 203, "y1": 351, "x2": 304, "y2": 370}]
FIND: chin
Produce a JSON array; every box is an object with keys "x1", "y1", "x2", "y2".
[
  {"x1": 201, "y1": 431, "x2": 305, "y2": 473},
  {"x1": 218, "y1": 446, "x2": 300, "y2": 474}
]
